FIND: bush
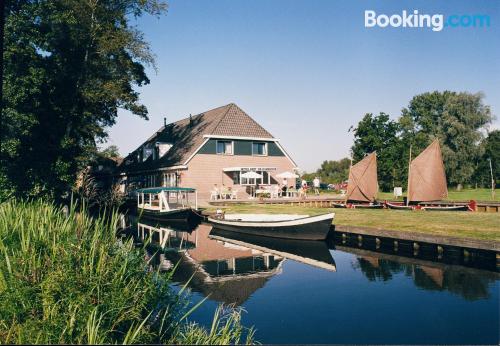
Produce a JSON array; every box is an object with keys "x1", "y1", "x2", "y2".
[{"x1": 0, "y1": 200, "x2": 254, "y2": 344}]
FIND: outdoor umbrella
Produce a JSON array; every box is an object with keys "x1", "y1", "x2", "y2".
[
  {"x1": 276, "y1": 171, "x2": 299, "y2": 179},
  {"x1": 241, "y1": 171, "x2": 262, "y2": 197}
]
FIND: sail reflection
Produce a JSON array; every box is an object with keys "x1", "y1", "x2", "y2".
[{"x1": 344, "y1": 247, "x2": 499, "y2": 301}]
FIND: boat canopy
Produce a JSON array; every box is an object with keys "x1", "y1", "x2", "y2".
[{"x1": 136, "y1": 187, "x2": 196, "y2": 194}]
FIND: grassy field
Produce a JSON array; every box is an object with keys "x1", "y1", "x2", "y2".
[
  {"x1": 207, "y1": 203, "x2": 500, "y2": 242},
  {"x1": 314, "y1": 188, "x2": 499, "y2": 202},
  {"x1": 377, "y1": 188, "x2": 499, "y2": 202}
]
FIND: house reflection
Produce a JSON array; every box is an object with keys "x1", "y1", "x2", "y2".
[
  {"x1": 129, "y1": 217, "x2": 337, "y2": 305},
  {"x1": 350, "y1": 250, "x2": 499, "y2": 301}
]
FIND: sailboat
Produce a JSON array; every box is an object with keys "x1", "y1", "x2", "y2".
[
  {"x1": 334, "y1": 152, "x2": 383, "y2": 209},
  {"x1": 386, "y1": 140, "x2": 471, "y2": 211}
]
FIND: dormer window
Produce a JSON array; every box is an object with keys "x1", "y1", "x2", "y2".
[
  {"x1": 216, "y1": 140, "x2": 233, "y2": 155},
  {"x1": 252, "y1": 142, "x2": 268, "y2": 156},
  {"x1": 156, "y1": 142, "x2": 173, "y2": 158},
  {"x1": 143, "y1": 147, "x2": 153, "y2": 161}
]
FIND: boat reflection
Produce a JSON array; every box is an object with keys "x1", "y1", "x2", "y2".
[
  {"x1": 124, "y1": 216, "x2": 337, "y2": 305},
  {"x1": 339, "y1": 246, "x2": 500, "y2": 301}
]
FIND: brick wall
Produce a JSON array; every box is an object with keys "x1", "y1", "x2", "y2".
[{"x1": 179, "y1": 153, "x2": 297, "y2": 201}]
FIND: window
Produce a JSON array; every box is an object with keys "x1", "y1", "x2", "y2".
[
  {"x1": 216, "y1": 141, "x2": 233, "y2": 155},
  {"x1": 232, "y1": 171, "x2": 240, "y2": 184},
  {"x1": 252, "y1": 142, "x2": 267, "y2": 156}
]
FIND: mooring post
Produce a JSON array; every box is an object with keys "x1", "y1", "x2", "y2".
[{"x1": 413, "y1": 242, "x2": 420, "y2": 256}]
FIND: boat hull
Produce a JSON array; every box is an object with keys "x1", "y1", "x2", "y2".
[
  {"x1": 385, "y1": 202, "x2": 415, "y2": 210},
  {"x1": 421, "y1": 205, "x2": 470, "y2": 211},
  {"x1": 137, "y1": 208, "x2": 196, "y2": 221},
  {"x1": 208, "y1": 213, "x2": 334, "y2": 240},
  {"x1": 350, "y1": 204, "x2": 384, "y2": 209}
]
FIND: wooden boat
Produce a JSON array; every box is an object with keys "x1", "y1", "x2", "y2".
[
  {"x1": 136, "y1": 187, "x2": 199, "y2": 221},
  {"x1": 405, "y1": 140, "x2": 470, "y2": 211},
  {"x1": 207, "y1": 213, "x2": 335, "y2": 240},
  {"x1": 350, "y1": 203, "x2": 384, "y2": 209},
  {"x1": 333, "y1": 202, "x2": 383, "y2": 209},
  {"x1": 385, "y1": 201, "x2": 415, "y2": 210},
  {"x1": 344, "y1": 152, "x2": 380, "y2": 205},
  {"x1": 421, "y1": 205, "x2": 471, "y2": 212}
]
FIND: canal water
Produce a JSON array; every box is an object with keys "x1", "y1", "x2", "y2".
[{"x1": 122, "y1": 215, "x2": 500, "y2": 344}]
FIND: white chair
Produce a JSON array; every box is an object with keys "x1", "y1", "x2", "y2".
[
  {"x1": 210, "y1": 190, "x2": 219, "y2": 200},
  {"x1": 231, "y1": 189, "x2": 238, "y2": 200},
  {"x1": 270, "y1": 185, "x2": 280, "y2": 199}
]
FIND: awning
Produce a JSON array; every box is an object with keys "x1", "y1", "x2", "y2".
[{"x1": 223, "y1": 167, "x2": 277, "y2": 172}]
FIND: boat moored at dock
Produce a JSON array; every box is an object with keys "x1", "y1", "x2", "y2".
[
  {"x1": 136, "y1": 187, "x2": 199, "y2": 221},
  {"x1": 208, "y1": 212, "x2": 334, "y2": 240}
]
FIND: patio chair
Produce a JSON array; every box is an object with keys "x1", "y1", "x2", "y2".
[
  {"x1": 210, "y1": 189, "x2": 219, "y2": 200},
  {"x1": 231, "y1": 189, "x2": 238, "y2": 200},
  {"x1": 270, "y1": 185, "x2": 280, "y2": 198}
]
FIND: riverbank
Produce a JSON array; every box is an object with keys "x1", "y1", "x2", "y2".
[
  {"x1": 204, "y1": 204, "x2": 500, "y2": 247},
  {"x1": 0, "y1": 200, "x2": 254, "y2": 344}
]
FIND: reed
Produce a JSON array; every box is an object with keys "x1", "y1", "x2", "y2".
[{"x1": 0, "y1": 200, "x2": 254, "y2": 344}]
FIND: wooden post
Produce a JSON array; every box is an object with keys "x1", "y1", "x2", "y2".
[{"x1": 489, "y1": 158, "x2": 495, "y2": 200}]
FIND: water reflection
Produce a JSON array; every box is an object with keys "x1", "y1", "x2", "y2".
[
  {"x1": 120, "y1": 214, "x2": 498, "y2": 305},
  {"x1": 347, "y1": 249, "x2": 499, "y2": 301}
]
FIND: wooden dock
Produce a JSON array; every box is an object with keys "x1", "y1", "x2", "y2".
[{"x1": 208, "y1": 196, "x2": 500, "y2": 212}]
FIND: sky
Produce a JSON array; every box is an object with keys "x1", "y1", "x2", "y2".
[{"x1": 107, "y1": 0, "x2": 500, "y2": 172}]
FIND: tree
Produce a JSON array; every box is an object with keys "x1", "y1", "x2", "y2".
[
  {"x1": 1, "y1": 0, "x2": 167, "y2": 200},
  {"x1": 473, "y1": 130, "x2": 499, "y2": 188},
  {"x1": 99, "y1": 145, "x2": 121, "y2": 160},
  {"x1": 399, "y1": 91, "x2": 492, "y2": 188},
  {"x1": 304, "y1": 158, "x2": 351, "y2": 184},
  {"x1": 351, "y1": 113, "x2": 403, "y2": 191}
]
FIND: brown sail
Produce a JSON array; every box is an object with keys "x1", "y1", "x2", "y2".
[
  {"x1": 408, "y1": 140, "x2": 448, "y2": 202},
  {"x1": 346, "y1": 152, "x2": 378, "y2": 202}
]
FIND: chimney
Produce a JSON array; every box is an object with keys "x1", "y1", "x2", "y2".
[
  {"x1": 189, "y1": 114, "x2": 193, "y2": 126},
  {"x1": 164, "y1": 117, "x2": 167, "y2": 126}
]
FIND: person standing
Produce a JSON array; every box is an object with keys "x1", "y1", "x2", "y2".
[{"x1": 313, "y1": 176, "x2": 320, "y2": 195}]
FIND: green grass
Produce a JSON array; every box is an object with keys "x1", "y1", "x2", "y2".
[
  {"x1": 207, "y1": 203, "x2": 500, "y2": 242},
  {"x1": 376, "y1": 188, "x2": 500, "y2": 202},
  {"x1": 0, "y1": 200, "x2": 254, "y2": 344}
]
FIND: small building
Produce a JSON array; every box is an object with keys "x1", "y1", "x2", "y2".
[{"x1": 118, "y1": 103, "x2": 298, "y2": 200}]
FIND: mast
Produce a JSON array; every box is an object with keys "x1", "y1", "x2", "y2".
[
  {"x1": 406, "y1": 144, "x2": 412, "y2": 206},
  {"x1": 345, "y1": 154, "x2": 353, "y2": 204}
]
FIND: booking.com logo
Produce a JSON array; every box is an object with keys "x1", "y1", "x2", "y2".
[{"x1": 365, "y1": 10, "x2": 491, "y2": 32}]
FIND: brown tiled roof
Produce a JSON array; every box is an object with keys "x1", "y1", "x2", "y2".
[
  {"x1": 120, "y1": 103, "x2": 275, "y2": 173},
  {"x1": 211, "y1": 103, "x2": 273, "y2": 138}
]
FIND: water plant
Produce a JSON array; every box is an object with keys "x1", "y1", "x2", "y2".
[{"x1": 0, "y1": 200, "x2": 254, "y2": 344}]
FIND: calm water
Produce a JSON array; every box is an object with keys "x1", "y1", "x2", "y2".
[{"x1": 123, "y1": 215, "x2": 500, "y2": 344}]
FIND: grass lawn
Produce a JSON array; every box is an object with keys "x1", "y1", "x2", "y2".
[
  {"x1": 375, "y1": 188, "x2": 499, "y2": 202},
  {"x1": 206, "y1": 203, "x2": 500, "y2": 242}
]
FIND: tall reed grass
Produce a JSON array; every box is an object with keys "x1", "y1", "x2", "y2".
[{"x1": 0, "y1": 200, "x2": 254, "y2": 344}]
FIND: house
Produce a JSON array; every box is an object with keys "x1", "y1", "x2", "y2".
[{"x1": 118, "y1": 103, "x2": 298, "y2": 200}]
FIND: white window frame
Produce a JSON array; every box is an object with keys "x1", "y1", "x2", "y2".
[
  {"x1": 252, "y1": 142, "x2": 268, "y2": 156},
  {"x1": 216, "y1": 140, "x2": 234, "y2": 155}
]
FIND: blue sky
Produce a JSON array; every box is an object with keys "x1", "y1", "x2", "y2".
[{"x1": 107, "y1": 0, "x2": 500, "y2": 172}]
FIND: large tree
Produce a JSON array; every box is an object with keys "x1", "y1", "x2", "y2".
[
  {"x1": 303, "y1": 157, "x2": 350, "y2": 184},
  {"x1": 351, "y1": 112, "x2": 403, "y2": 191},
  {"x1": 472, "y1": 130, "x2": 499, "y2": 188},
  {"x1": 1, "y1": 0, "x2": 167, "y2": 200},
  {"x1": 399, "y1": 91, "x2": 492, "y2": 188}
]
